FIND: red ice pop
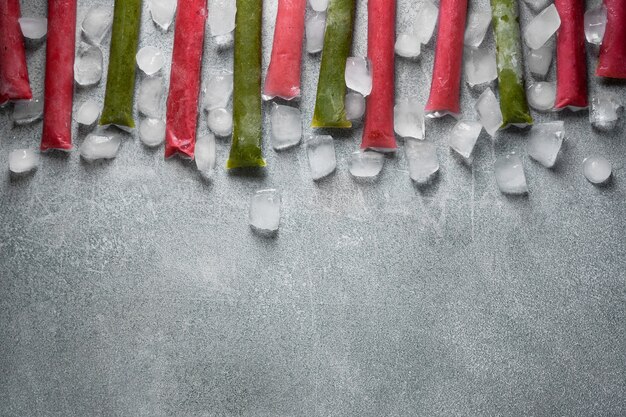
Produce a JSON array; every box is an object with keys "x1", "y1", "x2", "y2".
[
  {"x1": 0, "y1": 0, "x2": 32, "y2": 105},
  {"x1": 554, "y1": 0, "x2": 588, "y2": 110},
  {"x1": 424, "y1": 0, "x2": 467, "y2": 118},
  {"x1": 360, "y1": 0, "x2": 396, "y2": 151},
  {"x1": 165, "y1": 0, "x2": 207, "y2": 159},
  {"x1": 596, "y1": 0, "x2": 626, "y2": 79},
  {"x1": 41, "y1": 0, "x2": 77, "y2": 151},
  {"x1": 263, "y1": 0, "x2": 306, "y2": 100}
]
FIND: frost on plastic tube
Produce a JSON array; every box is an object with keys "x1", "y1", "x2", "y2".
[
  {"x1": 0, "y1": 0, "x2": 33, "y2": 105},
  {"x1": 596, "y1": 0, "x2": 626, "y2": 79},
  {"x1": 263, "y1": 0, "x2": 306, "y2": 101}
]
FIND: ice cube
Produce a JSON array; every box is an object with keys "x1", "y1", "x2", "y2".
[
  {"x1": 395, "y1": 33, "x2": 421, "y2": 58},
  {"x1": 214, "y1": 32, "x2": 234, "y2": 49},
  {"x1": 524, "y1": 4, "x2": 561, "y2": 50},
  {"x1": 270, "y1": 104, "x2": 302, "y2": 151},
  {"x1": 9, "y1": 149, "x2": 38, "y2": 174},
  {"x1": 449, "y1": 120, "x2": 482, "y2": 161},
  {"x1": 349, "y1": 151, "x2": 384, "y2": 178},
  {"x1": 590, "y1": 95, "x2": 622, "y2": 131},
  {"x1": 136, "y1": 46, "x2": 165, "y2": 76},
  {"x1": 306, "y1": 135, "x2": 336, "y2": 180},
  {"x1": 11, "y1": 99, "x2": 43, "y2": 125},
  {"x1": 309, "y1": 0, "x2": 329, "y2": 12},
  {"x1": 464, "y1": 10, "x2": 491, "y2": 47},
  {"x1": 475, "y1": 88, "x2": 503, "y2": 137},
  {"x1": 208, "y1": 0, "x2": 236, "y2": 36},
  {"x1": 583, "y1": 156, "x2": 612, "y2": 184},
  {"x1": 80, "y1": 132, "x2": 121, "y2": 162},
  {"x1": 202, "y1": 71, "x2": 233, "y2": 111},
  {"x1": 584, "y1": 6, "x2": 607, "y2": 45},
  {"x1": 405, "y1": 139, "x2": 439, "y2": 184},
  {"x1": 74, "y1": 46, "x2": 103, "y2": 87},
  {"x1": 495, "y1": 153, "x2": 528, "y2": 194},
  {"x1": 527, "y1": 82, "x2": 556, "y2": 111},
  {"x1": 149, "y1": 0, "x2": 177, "y2": 31},
  {"x1": 81, "y1": 5, "x2": 112, "y2": 45},
  {"x1": 527, "y1": 43, "x2": 554, "y2": 79},
  {"x1": 207, "y1": 108, "x2": 233, "y2": 137},
  {"x1": 413, "y1": 0, "x2": 439, "y2": 44},
  {"x1": 195, "y1": 134, "x2": 216, "y2": 174},
  {"x1": 464, "y1": 47, "x2": 497, "y2": 88},
  {"x1": 18, "y1": 17, "x2": 47, "y2": 40},
  {"x1": 394, "y1": 98, "x2": 425, "y2": 139},
  {"x1": 249, "y1": 189, "x2": 281, "y2": 234},
  {"x1": 138, "y1": 118, "x2": 165, "y2": 147},
  {"x1": 306, "y1": 12, "x2": 326, "y2": 54},
  {"x1": 527, "y1": 121, "x2": 564, "y2": 168},
  {"x1": 138, "y1": 76, "x2": 164, "y2": 118},
  {"x1": 523, "y1": 0, "x2": 552, "y2": 13},
  {"x1": 345, "y1": 92, "x2": 366, "y2": 120},
  {"x1": 75, "y1": 100, "x2": 100, "y2": 126},
  {"x1": 345, "y1": 57, "x2": 372, "y2": 96}
]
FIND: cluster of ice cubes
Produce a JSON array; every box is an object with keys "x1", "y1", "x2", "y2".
[
  {"x1": 583, "y1": 156, "x2": 612, "y2": 185},
  {"x1": 495, "y1": 153, "x2": 528, "y2": 195},
  {"x1": 306, "y1": 135, "x2": 336, "y2": 180},
  {"x1": 306, "y1": 12, "x2": 326, "y2": 54},
  {"x1": 74, "y1": 46, "x2": 103, "y2": 87},
  {"x1": 590, "y1": 95, "x2": 622, "y2": 131},
  {"x1": 395, "y1": 0, "x2": 438, "y2": 58},
  {"x1": 9, "y1": 149, "x2": 38, "y2": 174},
  {"x1": 80, "y1": 131, "x2": 122, "y2": 162},
  {"x1": 527, "y1": 121, "x2": 564, "y2": 168},
  {"x1": 270, "y1": 105, "x2": 302, "y2": 150},
  {"x1": 394, "y1": 98, "x2": 425, "y2": 139},
  {"x1": 349, "y1": 151, "x2": 384, "y2": 178},
  {"x1": 136, "y1": 46, "x2": 166, "y2": 76},
  {"x1": 249, "y1": 189, "x2": 281, "y2": 235},
  {"x1": 584, "y1": 6, "x2": 607, "y2": 45},
  {"x1": 527, "y1": 82, "x2": 556, "y2": 111},
  {"x1": 475, "y1": 88, "x2": 503, "y2": 137},
  {"x1": 449, "y1": 120, "x2": 482, "y2": 163},
  {"x1": 18, "y1": 17, "x2": 47, "y2": 41},
  {"x1": 75, "y1": 100, "x2": 101, "y2": 126},
  {"x1": 12, "y1": 99, "x2": 43, "y2": 125},
  {"x1": 149, "y1": 0, "x2": 177, "y2": 31},
  {"x1": 81, "y1": 5, "x2": 112, "y2": 45},
  {"x1": 524, "y1": 4, "x2": 561, "y2": 50}
]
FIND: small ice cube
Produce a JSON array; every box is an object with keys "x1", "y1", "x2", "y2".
[
  {"x1": 524, "y1": 4, "x2": 561, "y2": 50},
  {"x1": 249, "y1": 189, "x2": 281, "y2": 234},
  {"x1": 75, "y1": 100, "x2": 100, "y2": 126},
  {"x1": 209, "y1": 0, "x2": 236, "y2": 36},
  {"x1": 590, "y1": 95, "x2": 622, "y2": 131},
  {"x1": 584, "y1": 6, "x2": 607, "y2": 45},
  {"x1": 405, "y1": 139, "x2": 439, "y2": 184},
  {"x1": 306, "y1": 135, "x2": 336, "y2": 180},
  {"x1": 149, "y1": 0, "x2": 177, "y2": 31},
  {"x1": 207, "y1": 108, "x2": 233, "y2": 137},
  {"x1": 214, "y1": 32, "x2": 234, "y2": 49},
  {"x1": 349, "y1": 151, "x2": 384, "y2": 178},
  {"x1": 18, "y1": 17, "x2": 47, "y2": 40},
  {"x1": 11, "y1": 99, "x2": 43, "y2": 125},
  {"x1": 306, "y1": 12, "x2": 326, "y2": 54},
  {"x1": 345, "y1": 92, "x2": 366, "y2": 120},
  {"x1": 413, "y1": 0, "x2": 439, "y2": 44},
  {"x1": 449, "y1": 120, "x2": 482, "y2": 161},
  {"x1": 138, "y1": 76, "x2": 164, "y2": 118},
  {"x1": 9, "y1": 149, "x2": 38, "y2": 174},
  {"x1": 464, "y1": 10, "x2": 491, "y2": 47},
  {"x1": 309, "y1": 0, "x2": 329, "y2": 12},
  {"x1": 394, "y1": 98, "x2": 425, "y2": 139},
  {"x1": 527, "y1": 121, "x2": 564, "y2": 168},
  {"x1": 528, "y1": 43, "x2": 554, "y2": 79},
  {"x1": 395, "y1": 33, "x2": 421, "y2": 58},
  {"x1": 195, "y1": 134, "x2": 216, "y2": 174},
  {"x1": 80, "y1": 132, "x2": 121, "y2": 162},
  {"x1": 271, "y1": 104, "x2": 302, "y2": 150},
  {"x1": 527, "y1": 82, "x2": 556, "y2": 111},
  {"x1": 345, "y1": 57, "x2": 372, "y2": 96},
  {"x1": 495, "y1": 153, "x2": 528, "y2": 194},
  {"x1": 475, "y1": 88, "x2": 503, "y2": 137},
  {"x1": 81, "y1": 5, "x2": 112, "y2": 45},
  {"x1": 583, "y1": 156, "x2": 612, "y2": 184},
  {"x1": 464, "y1": 47, "x2": 497, "y2": 87},
  {"x1": 202, "y1": 71, "x2": 233, "y2": 111},
  {"x1": 523, "y1": 0, "x2": 552, "y2": 13},
  {"x1": 138, "y1": 118, "x2": 165, "y2": 147},
  {"x1": 74, "y1": 46, "x2": 103, "y2": 86},
  {"x1": 136, "y1": 46, "x2": 165, "y2": 76}
]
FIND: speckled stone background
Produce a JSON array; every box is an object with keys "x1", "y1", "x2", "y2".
[{"x1": 1, "y1": 0, "x2": 625, "y2": 415}]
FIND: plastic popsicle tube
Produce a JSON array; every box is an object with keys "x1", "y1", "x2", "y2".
[
  {"x1": 596, "y1": 0, "x2": 626, "y2": 79},
  {"x1": 0, "y1": 0, "x2": 32, "y2": 105}
]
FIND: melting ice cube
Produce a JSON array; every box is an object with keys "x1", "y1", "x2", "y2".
[
  {"x1": 349, "y1": 151, "x2": 384, "y2": 178},
  {"x1": 583, "y1": 156, "x2": 612, "y2": 184},
  {"x1": 345, "y1": 92, "x2": 366, "y2": 120},
  {"x1": 584, "y1": 6, "x2": 607, "y2": 45},
  {"x1": 345, "y1": 57, "x2": 372, "y2": 96},
  {"x1": 309, "y1": 0, "x2": 329, "y2": 12},
  {"x1": 75, "y1": 100, "x2": 101, "y2": 126},
  {"x1": 136, "y1": 46, "x2": 165, "y2": 76},
  {"x1": 395, "y1": 33, "x2": 421, "y2": 58},
  {"x1": 249, "y1": 189, "x2": 281, "y2": 234},
  {"x1": 74, "y1": 46, "x2": 103, "y2": 87},
  {"x1": 590, "y1": 95, "x2": 622, "y2": 131},
  {"x1": 495, "y1": 153, "x2": 528, "y2": 194},
  {"x1": 81, "y1": 5, "x2": 112, "y2": 45},
  {"x1": 138, "y1": 76, "x2": 164, "y2": 118},
  {"x1": 9, "y1": 149, "x2": 38, "y2": 174},
  {"x1": 464, "y1": 10, "x2": 491, "y2": 47},
  {"x1": 306, "y1": 135, "x2": 336, "y2": 180},
  {"x1": 527, "y1": 121, "x2": 564, "y2": 168},
  {"x1": 11, "y1": 99, "x2": 43, "y2": 125},
  {"x1": 464, "y1": 47, "x2": 497, "y2": 88},
  {"x1": 413, "y1": 0, "x2": 439, "y2": 44},
  {"x1": 475, "y1": 88, "x2": 503, "y2": 137},
  {"x1": 138, "y1": 118, "x2": 166, "y2": 147},
  {"x1": 394, "y1": 98, "x2": 425, "y2": 139},
  {"x1": 524, "y1": 4, "x2": 561, "y2": 50},
  {"x1": 528, "y1": 43, "x2": 554, "y2": 79},
  {"x1": 149, "y1": 0, "x2": 177, "y2": 31},
  {"x1": 207, "y1": 108, "x2": 233, "y2": 137},
  {"x1": 306, "y1": 12, "x2": 326, "y2": 54},
  {"x1": 195, "y1": 134, "x2": 216, "y2": 175},
  {"x1": 405, "y1": 139, "x2": 439, "y2": 184},
  {"x1": 80, "y1": 131, "x2": 121, "y2": 162},
  {"x1": 19, "y1": 17, "x2": 47, "y2": 40},
  {"x1": 208, "y1": 0, "x2": 237, "y2": 37},
  {"x1": 271, "y1": 104, "x2": 302, "y2": 151},
  {"x1": 203, "y1": 71, "x2": 233, "y2": 111},
  {"x1": 449, "y1": 120, "x2": 482, "y2": 162},
  {"x1": 527, "y1": 82, "x2": 556, "y2": 111}
]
